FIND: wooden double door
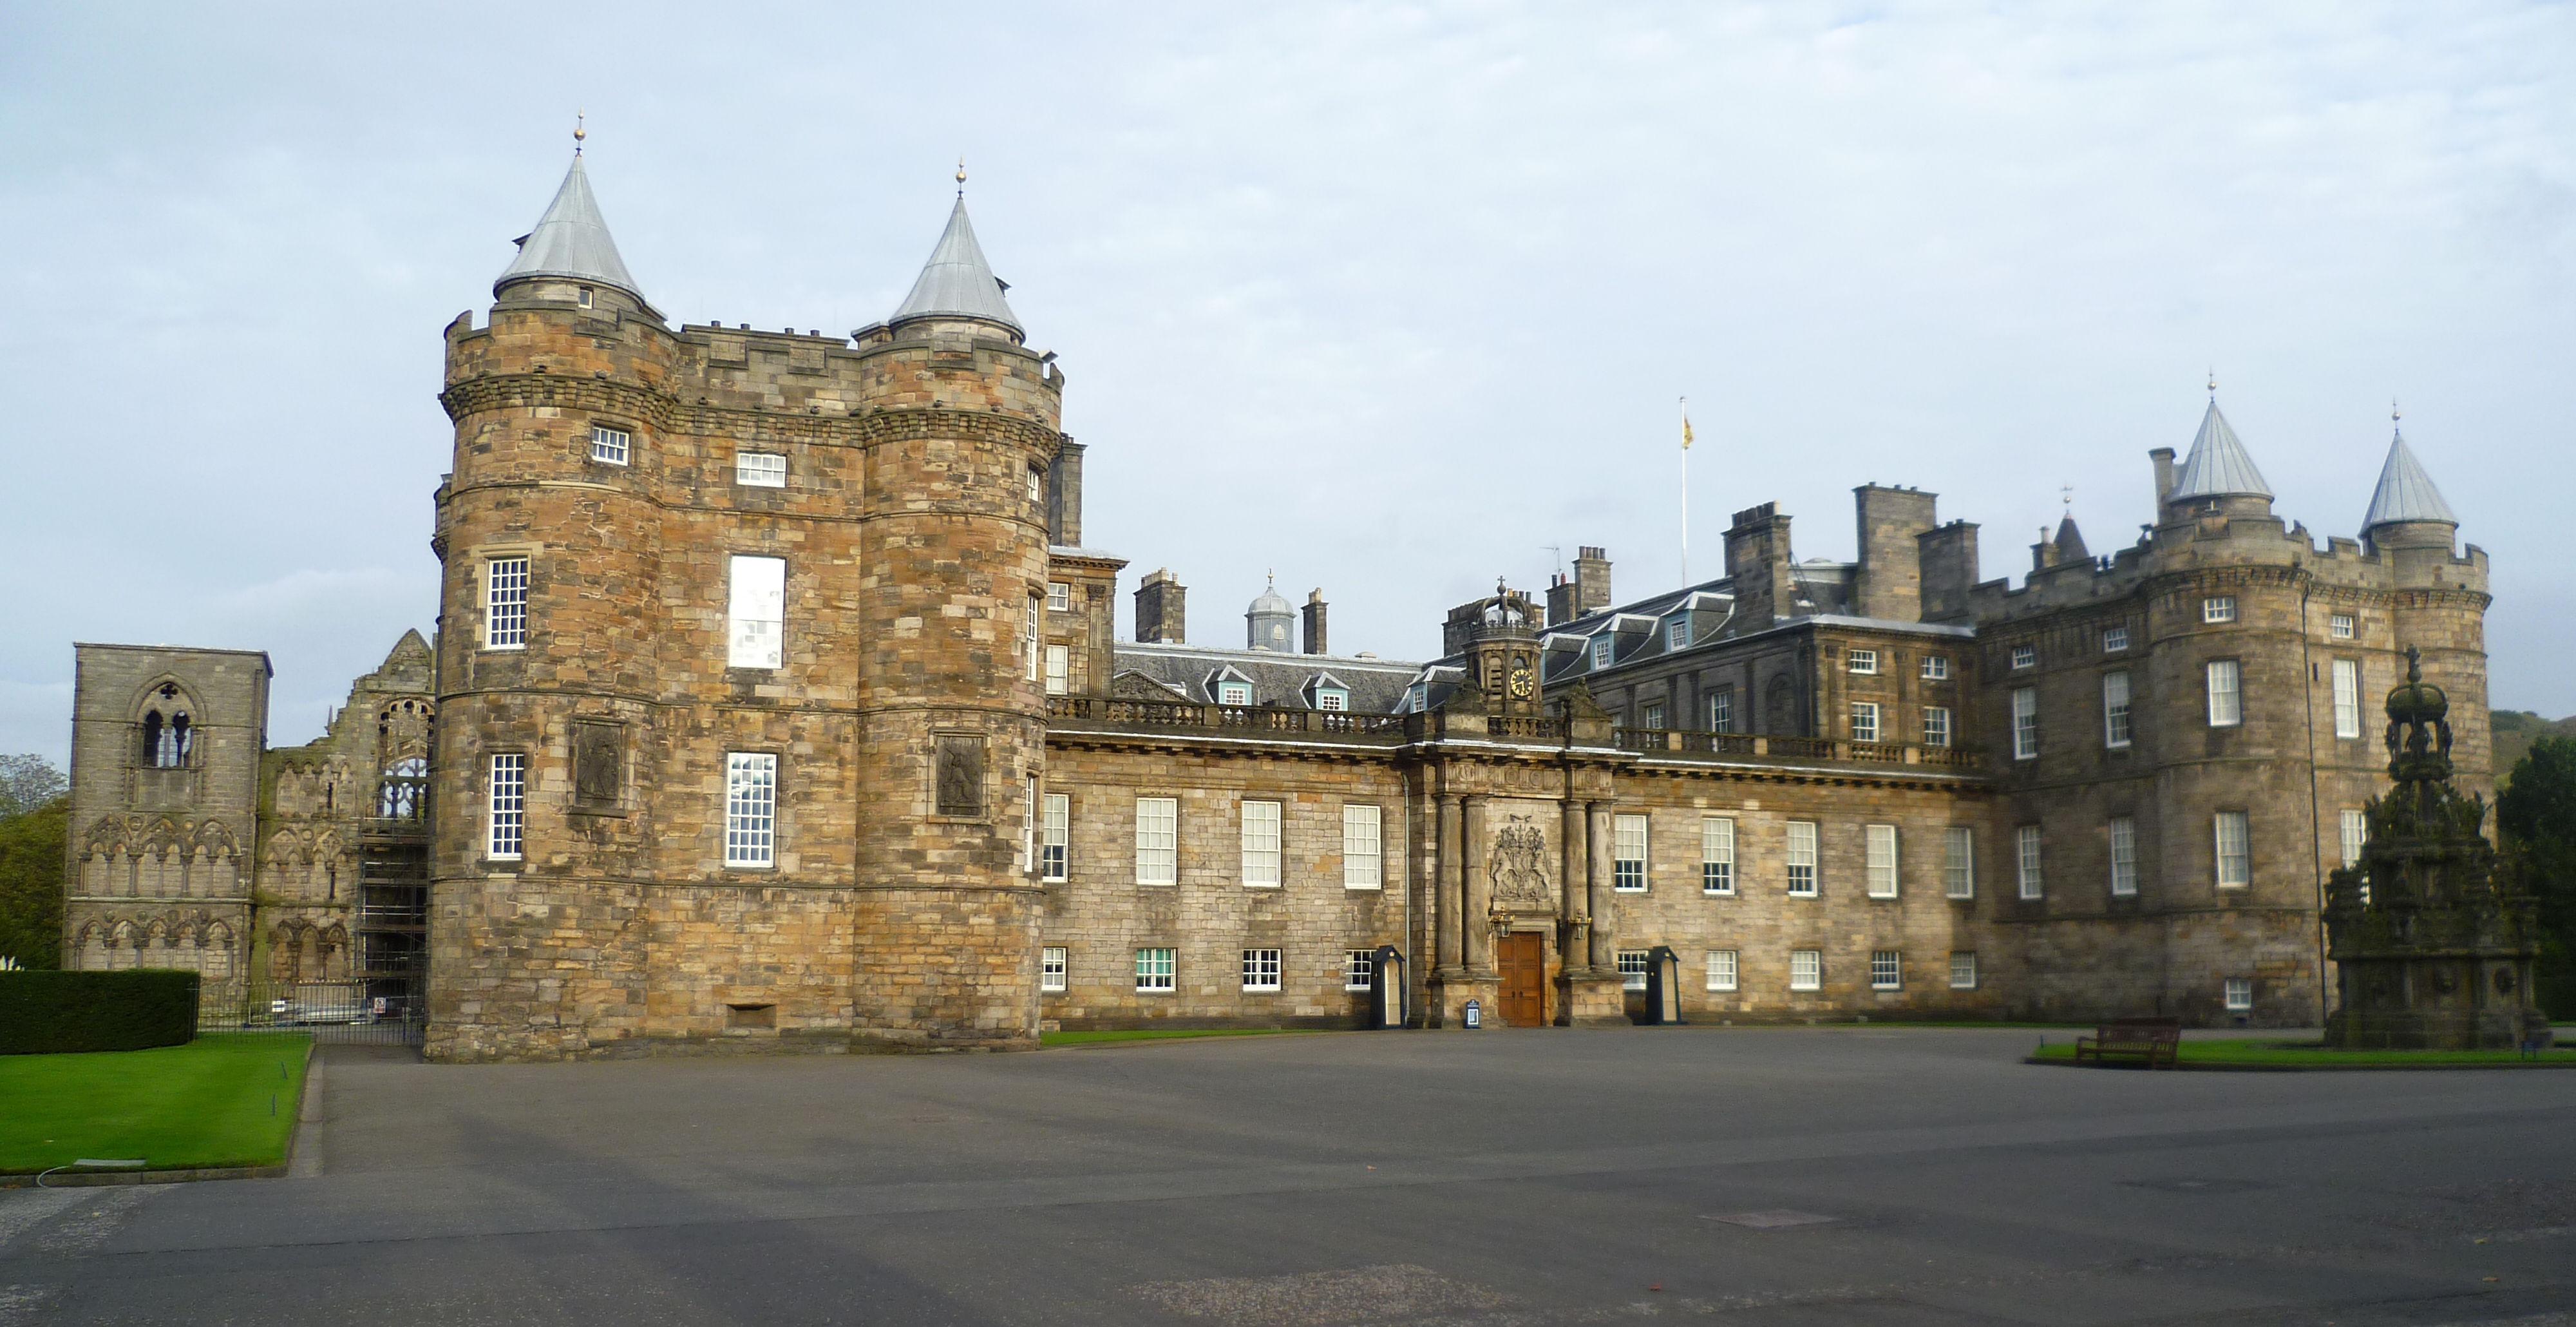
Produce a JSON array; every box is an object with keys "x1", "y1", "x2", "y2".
[{"x1": 1497, "y1": 932, "x2": 1548, "y2": 1027}]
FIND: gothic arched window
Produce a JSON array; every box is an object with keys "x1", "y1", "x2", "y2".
[
  {"x1": 377, "y1": 756, "x2": 428, "y2": 821},
  {"x1": 140, "y1": 709, "x2": 191, "y2": 768}
]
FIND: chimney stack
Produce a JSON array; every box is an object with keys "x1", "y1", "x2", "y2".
[
  {"x1": 1302, "y1": 589, "x2": 1328, "y2": 655},
  {"x1": 1135, "y1": 568, "x2": 1186, "y2": 644},
  {"x1": 1048, "y1": 438, "x2": 1086, "y2": 547},
  {"x1": 2150, "y1": 446, "x2": 2177, "y2": 510}
]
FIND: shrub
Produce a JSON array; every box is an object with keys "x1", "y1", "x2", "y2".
[{"x1": 0, "y1": 969, "x2": 199, "y2": 1054}]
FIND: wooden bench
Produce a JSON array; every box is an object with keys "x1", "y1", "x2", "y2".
[{"x1": 2073, "y1": 1017, "x2": 2182, "y2": 1068}]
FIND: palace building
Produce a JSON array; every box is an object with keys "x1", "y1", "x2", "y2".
[{"x1": 57, "y1": 146, "x2": 2494, "y2": 1058}]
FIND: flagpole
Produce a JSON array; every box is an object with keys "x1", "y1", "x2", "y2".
[{"x1": 1679, "y1": 396, "x2": 1690, "y2": 586}]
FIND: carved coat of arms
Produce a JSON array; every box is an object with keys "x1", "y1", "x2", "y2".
[{"x1": 1488, "y1": 817, "x2": 1553, "y2": 910}]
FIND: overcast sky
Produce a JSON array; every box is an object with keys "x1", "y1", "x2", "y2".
[{"x1": 2, "y1": 2, "x2": 2569, "y2": 766}]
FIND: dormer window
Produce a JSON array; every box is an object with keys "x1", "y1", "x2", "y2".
[
  {"x1": 1406, "y1": 682, "x2": 1429, "y2": 711},
  {"x1": 2203, "y1": 596, "x2": 2237, "y2": 624},
  {"x1": 1590, "y1": 636, "x2": 1613, "y2": 669},
  {"x1": 1315, "y1": 688, "x2": 1348, "y2": 712},
  {"x1": 1848, "y1": 649, "x2": 1879, "y2": 675},
  {"x1": 1217, "y1": 682, "x2": 1252, "y2": 707},
  {"x1": 1665, "y1": 621, "x2": 1689, "y2": 650},
  {"x1": 590, "y1": 425, "x2": 630, "y2": 466}
]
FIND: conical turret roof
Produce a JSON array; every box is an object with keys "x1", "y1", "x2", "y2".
[
  {"x1": 2168, "y1": 400, "x2": 2273, "y2": 501},
  {"x1": 2361, "y1": 429, "x2": 2458, "y2": 530},
  {"x1": 891, "y1": 197, "x2": 1022, "y2": 333},
  {"x1": 2051, "y1": 515, "x2": 2088, "y2": 562},
  {"x1": 495, "y1": 155, "x2": 652, "y2": 312}
]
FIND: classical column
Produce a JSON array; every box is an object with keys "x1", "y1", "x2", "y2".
[
  {"x1": 1561, "y1": 798, "x2": 1589, "y2": 972},
  {"x1": 1434, "y1": 794, "x2": 1462, "y2": 975},
  {"x1": 1463, "y1": 796, "x2": 1492, "y2": 975},
  {"x1": 1587, "y1": 801, "x2": 1616, "y2": 970}
]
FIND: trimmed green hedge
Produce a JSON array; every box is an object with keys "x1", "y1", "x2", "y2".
[{"x1": 0, "y1": 969, "x2": 199, "y2": 1054}]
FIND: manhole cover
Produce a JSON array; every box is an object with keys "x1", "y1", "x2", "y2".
[{"x1": 1700, "y1": 1210, "x2": 1840, "y2": 1228}]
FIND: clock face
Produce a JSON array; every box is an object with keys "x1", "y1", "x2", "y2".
[{"x1": 1508, "y1": 667, "x2": 1536, "y2": 700}]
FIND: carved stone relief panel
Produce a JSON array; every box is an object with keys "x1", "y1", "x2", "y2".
[
  {"x1": 934, "y1": 734, "x2": 987, "y2": 817},
  {"x1": 572, "y1": 721, "x2": 623, "y2": 808},
  {"x1": 1487, "y1": 810, "x2": 1556, "y2": 913}
]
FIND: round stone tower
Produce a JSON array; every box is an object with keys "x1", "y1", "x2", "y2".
[{"x1": 843, "y1": 186, "x2": 1063, "y2": 1047}]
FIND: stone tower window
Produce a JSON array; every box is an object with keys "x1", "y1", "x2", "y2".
[
  {"x1": 2202, "y1": 595, "x2": 2237, "y2": 624},
  {"x1": 727, "y1": 556, "x2": 787, "y2": 669},
  {"x1": 2329, "y1": 613, "x2": 2355, "y2": 640},
  {"x1": 2205, "y1": 659, "x2": 2242, "y2": 727},
  {"x1": 724, "y1": 753, "x2": 777, "y2": 868},
  {"x1": 590, "y1": 425, "x2": 630, "y2": 465},
  {"x1": 484, "y1": 557, "x2": 529, "y2": 649},
  {"x1": 576, "y1": 286, "x2": 594, "y2": 309},
  {"x1": 735, "y1": 452, "x2": 787, "y2": 487},
  {"x1": 140, "y1": 705, "x2": 191, "y2": 769}
]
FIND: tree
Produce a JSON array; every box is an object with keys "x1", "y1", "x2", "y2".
[
  {"x1": 2499, "y1": 736, "x2": 2576, "y2": 1018},
  {"x1": 0, "y1": 753, "x2": 66, "y2": 819},
  {"x1": 0, "y1": 793, "x2": 68, "y2": 969}
]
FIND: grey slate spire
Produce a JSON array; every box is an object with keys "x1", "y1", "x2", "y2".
[
  {"x1": 2361, "y1": 426, "x2": 2458, "y2": 531},
  {"x1": 2168, "y1": 399, "x2": 2273, "y2": 502},
  {"x1": 891, "y1": 196, "x2": 1023, "y2": 334},
  {"x1": 495, "y1": 153, "x2": 653, "y2": 314}
]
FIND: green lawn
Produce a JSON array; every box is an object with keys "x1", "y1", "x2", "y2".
[
  {"x1": 0, "y1": 1032, "x2": 312, "y2": 1174},
  {"x1": 1041, "y1": 1027, "x2": 1331, "y2": 1047},
  {"x1": 2032, "y1": 1037, "x2": 2576, "y2": 1069}
]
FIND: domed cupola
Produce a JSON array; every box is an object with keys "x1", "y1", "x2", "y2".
[{"x1": 1245, "y1": 575, "x2": 1294, "y2": 652}]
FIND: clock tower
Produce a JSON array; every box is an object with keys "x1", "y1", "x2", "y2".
[{"x1": 1444, "y1": 583, "x2": 1546, "y2": 717}]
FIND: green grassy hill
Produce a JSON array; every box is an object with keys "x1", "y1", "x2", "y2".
[{"x1": 2495, "y1": 710, "x2": 2576, "y2": 792}]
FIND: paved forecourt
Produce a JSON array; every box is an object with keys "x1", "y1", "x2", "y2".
[{"x1": 4, "y1": 1027, "x2": 2575, "y2": 1326}]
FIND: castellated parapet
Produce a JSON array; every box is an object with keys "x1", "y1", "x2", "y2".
[{"x1": 424, "y1": 192, "x2": 1066, "y2": 1060}]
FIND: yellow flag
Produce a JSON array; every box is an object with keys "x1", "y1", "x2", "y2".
[{"x1": 1681, "y1": 412, "x2": 1694, "y2": 450}]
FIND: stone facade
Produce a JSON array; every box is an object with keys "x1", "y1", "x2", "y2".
[{"x1": 61, "y1": 150, "x2": 2494, "y2": 1054}]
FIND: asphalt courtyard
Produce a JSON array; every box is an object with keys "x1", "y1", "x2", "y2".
[{"x1": 5, "y1": 1027, "x2": 2575, "y2": 1326}]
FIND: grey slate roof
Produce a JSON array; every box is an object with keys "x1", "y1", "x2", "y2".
[
  {"x1": 1112, "y1": 642, "x2": 1421, "y2": 712},
  {"x1": 496, "y1": 156, "x2": 651, "y2": 311},
  {"x1": 2169, "y1": 401, "x2": 2273, "y2": 501},
  {"x1": 2361, "y1": 429, "x2": 2458, "y2": 530},
  {"x1": 890, "y1": 198, "x2": 1023, "y2": 333}
]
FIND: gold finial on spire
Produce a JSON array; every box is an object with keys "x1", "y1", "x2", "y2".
[
  {"x1": 2206, "y1": 368, "x2": 2216, "y2": 399},
  {"x1": 2392, "y1": 397, "x2": 2402, "y2": 429},
  {"x1": 2061, "y1": 482, "x2": 2074, "y2": 515},
  {"x1": 956, "y1": 157, "x2": 967, "y2": 196},
  {"x1": 574, "y1": 110, "x2": 586, "y2": 156}
]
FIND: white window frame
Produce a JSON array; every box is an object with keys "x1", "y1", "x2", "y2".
[
  {"x1": 2215, "y1": 811, "x2": 2251, "y2": 888},
  {"x1": 1848, "y1": 648, "x2": 1879, "y2": 675},
  {"x1": 1865, "y1": 824, "x2": 1898, "y2": 899},
  {"x1": 1641, "y1": 700, "x2": 1666, "y2": 730},
  {"x1": 1217, "y1": 681, "x2": 1252, "y2": 706},
  {"x1": 1789, "y1": 948, "x2": 1822, "y2": 992},
  {"x1": 1944, "y1": 826, "x2": 1975, "y2": 899},
  {"x1": 2103, "y1": 671, "x2": 2132, "y2": 749},
  {"x1": 576, "y1": 285, "x2": 594, "y2": 309},
  {"x1": 2102, "y1": 625, "x2": 2129, "y2": 653},
  {"x1": 1041, "y1": 946, "x2": 1067, "y2": 993},
  {"x1": 734, "y1": 451, "x2": 786, "y2": 487},
  {"x1": 1345, "y1": 949, "x2": 1376, "y2": 992},
  {"x1": 1786, "y1": 821, "x2": 1818, "y2": 897},
  {"x1": 1025, "y1": 597, "x2": 1042, "y2": 682},
  {"x1": 1617, "y1": 950, "x2": 1650, "y2": 992},
  {"x1": 1870, "y1": 950, "x2": 1902, "y2": 990},
  {"x1": 726, "y1": 555, "x2": 787, "y2": 670},
  {"x1": 1241, "y1": 948, "x2": 1282, "y2": 993},
  {"x1": 1240, "y1": 799, "x2": 1282, "y2": 888},
  {"x1": 2329, "y1": 613, "x2": 2355, "y2": 640},
  {"x1": 1135, "y1": 797, "x2": 1177, "y2": 886},
  {"x1": 1850, "y1": 701, "x2": 1879, "y2": 743},
  {"x1": 1709, "y1": 690, "x2": 1733, "y2": 732},
  {"x1": 1923, "y1": 705, "x2": 1951, "y2": 748},
  {"x1": 1342, "y1": 805, "x2": 1382, "y2": 889},
  {"x1": 2339, "y1": 808, "x2": 2366, "y2": 868},
  {"x1": 2011, "y1": 644, "x2": 2036, "y2": 670},
  {"x1": 1706, "y1": 949, "x2": 1739, "y2": 992},
  {"x1": 2110, "y1": 816, "x2": 2137, "y2": 897},
  {"x1": 589, "y1": 424, "x2": 630, "y2": 465},
  {"x1": 2206, "y1": 659, "x2": 2242, "y2": 727},
  {"x1": 1046, "y1": 580, "x2": 1072, "y2": 611},
  {"x1": 1315, "y1": 687, "x2": 1348, "y2": 712},
  {"x1": 1135, "y1": 948, "x2": 1175, "y2": 993},
  {"x1": 2012, "y1": 687, "x2": 2039, "y2": 760},
  {"x1": 1590, "y1": 636, "x2": 1613, "y2": 669},
  {"x1": 724, "y1": 752, "x2": 777, "y2": 868},
  {"x1": 2016, "y1": 824, "x2": 2043, "y2": 899},
  {"x1": 1949, "y1": 951, "x2": 1978, "y2": 989},
  {"x1": 1041, "y1": 793, "x2": 1069, "y2": 882},
  {"x1": 2203, "y1": 595, "x2": 2237, "y2": 624},
  {"x1": 2332, "y1": 658, "x2": 2361, "y2": 740},
  {"x1": 486, "y1": 752, "x2": 526, "y2": 861},
  {"x1": 1021, "y1": 774, "x2": 1038, "y2": 872},
  {"x1": 1922, "y1": 654, "x2": 1949, "y2": 680},
  {"x1": 2224, "y1": 977, "x2": 2253, "y2": 1011},
  {"x1": 1045, "y1": 644, "x2": 1070, "y2": 696},
  {"x1": 484, "y1": 555, "x2": 529, "y2": 650},
  {"x1": 1613, "y1": 814, "x2": 1649, "y2": 892},
  {"x1": 1700, "y1": 816, "x2": 1735, "y2": 895},
  {"x1": 1667, "y1": 620, "x2": 1689, "y2": 650}
]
